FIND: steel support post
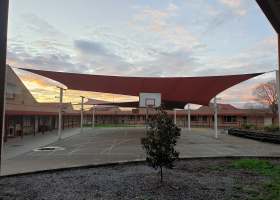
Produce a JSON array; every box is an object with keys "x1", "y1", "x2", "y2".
[
  {"x1": 92, "y1": 106, "x2": 95, "y2": 129},
  {"x1": 214, "y1": 96, "x2": 218, "y2": 139},
  {"x1": 81, "y1": 96, "x2": 84, "y2": 133},
  {"x1": 188, "y1": 103, "x2": 190, "y2": 131},
  {"x1": 277, "y1": 70, "x2": 280, "y2": 129},
  {"x1": 174, "y1": 109, "x2": 176, "y2": 124},
  {"x1": 146, "y1": 108, "x2": 148, "y2": 131},
  {"x1": 58, "y1": 87, "x2": 63, "y2": 139},
  {"x1": 0, "y1": 0, "x2": 9, "y2": 174}
]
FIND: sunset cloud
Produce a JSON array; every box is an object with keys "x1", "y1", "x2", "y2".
[
  {"x1": 133, "y1": 14, "x2": 145, "y2": 20},
  {"x1": 167, "y1": 3, "x2": 178, "y2": 10},
  {"x1": 126, "y1": 21, "x2": 133, "y2": 26},
  {"x1": 155, "y1": 18, "x2": 161, "y2": 23},
  {"x1": 144, "y1": 10, "x2": 166, "y2": 18},
  {"x1": 148, "y1": 26, "x2": 165, "y2": 33}
]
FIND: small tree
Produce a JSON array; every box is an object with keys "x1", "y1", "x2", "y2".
[
  {"x1": 140, "y1": 104, "x2": 181, "y2": 183},
  {"x1": 245, "y1": 79, "x2": 278, "y2": 125}
]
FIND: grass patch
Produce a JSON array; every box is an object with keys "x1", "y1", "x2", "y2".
[
  {"x1": 140, "y1": 197, "x2": 151, "y2": 200},
  {"x1": 80, "y1": 124, "x2": 142, "y2": 128},
  {"x1": 246, "y1": 190, "x2": 260, "y2": 197},
  {"x1": 243, "y1": 181, "x2": 254, "y2": 185},
  {"x1": 231, "y1": 194, "x2": 240, "y2": 198},
  {"x1": 208, "y1": 165, "x2": 224, "y2": 171},
  {"x1": 113, "y1": 183, "x2": 121, "y2": 186},
  {"x1": 217, "y1": 188, "x2": 225, "y2": 191},
  {"x1": 262, "y1": 182, "x2": 280, "y2": 199},
  {"x1": 233, "y1": 186, "x2": 242, "y2": 190},
  {"x1": 230, "y1": 159, "x2": 280, "y2": 183}
]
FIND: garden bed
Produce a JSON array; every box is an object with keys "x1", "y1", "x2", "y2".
[
  {"x1": 0, "y1": 158, "x2": 279, "y2": 200},
  {"x1": 228, "y1": 128, "x2": 280, "y2": 143}
]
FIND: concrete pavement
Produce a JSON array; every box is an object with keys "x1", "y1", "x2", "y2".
[{"x1": 1, "y1": 127, "x2": 279, "y2": 176}]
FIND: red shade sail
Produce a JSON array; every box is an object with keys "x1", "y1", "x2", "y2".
[{"x1": 20, "y1": 68, "x2": 264, "y2": 108}]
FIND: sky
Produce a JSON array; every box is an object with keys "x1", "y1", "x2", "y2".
[{"x1": 6, "y1": 0, "x2": 278, "y2": 110}]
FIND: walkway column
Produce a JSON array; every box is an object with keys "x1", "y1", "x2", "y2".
[
  {"x1": 214, "y1": 96, "x2": 218, "y2": 139},
  {"x1": 92, "y1": 106, "x2": 95, "y2": 129},
  {"x1": 188, "y1": 103, "x2": 190, "y2": 131},
  {"x1": 146, "y1": 108, "x2": 148, "y2": 131},
  {"x1": 0, "y1": 0, "x2": 9, "y2": 174},
  {"x1": 57, "y1": 87, "x2": 64, "y2": 140},
  {"x1": 1, "y1": 65, "x2": 8, "y2": 160},
  {"x1": 81, "y1": 96, "x2": 84, "y2": 133},
  {"x1": 276, "y1": 70, "x2": 280, "y2": 131},
  {"x1": 174, "y1": 109, "x2": 176, "y2": 124},
  {"x1": 278, "y1": 33, "x2": 280, "y2": 129}
]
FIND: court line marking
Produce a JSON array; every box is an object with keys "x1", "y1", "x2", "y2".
[
  {"x1": 186, "y1": 131, "x2": 258, "y2": 153},
  {"x1": 110, "y1": 132, "x2": 113, "y2": 135},
  {"x1": 180, "y1": 144, "x2": 223, "y2": 154},
  {"x1": 68, "y1": 139, "x2": 91, "y2": 155},
  {"x1": 208, "y1": 144, "x2": 240, "y2": 153},
  {"x1": 175, "y1": 146, "x2": 191, "y2": 153},
  {"x1": 100, "y1": 139, "x2": 117, "y2": 154}
]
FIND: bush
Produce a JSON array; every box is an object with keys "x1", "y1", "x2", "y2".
[
  {"x1": 264, "y1": 125, "x2": 279, "y2": 133},
  {"x1": 240, "y1": 124, "x2": 258, "y2": 130},
  {"x1": 141, "y1": 104, "x2": 181, "y2": 183}
]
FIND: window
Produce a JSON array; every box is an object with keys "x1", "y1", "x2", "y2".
[
  {"x1": 202, "y1": 116, "x2": 207, "y2": 122},
  {"x1": 129, "y1": 115, "x2": 135, "y2": 120},
  {"x1": 243, "y1": 116, "x2": 247, "y2": 124},
  {"x1": 143, "y1": 115, "x2": 145, "y2": 120},
  {"x1": 6, "y1": 93, "x2": 14, "y2": 99},
  {"x1": 137, "y1": 115, "x2": 140, "y2": 120},
  {"x1": 222, "y1": 116, "x2": 237, "y2": 123},
  {"x1": 23, "y1": 115, "x2": 33, "y2": 126},
  {"x1": 191, "y1": 116, "x2": 199, "y2": 122},
  {"x1": 101, "y1": 115, "x2": 107, "y2": 120},
  {"x1": 212, "y1": 116, "x2": 215, "y2": 122}
]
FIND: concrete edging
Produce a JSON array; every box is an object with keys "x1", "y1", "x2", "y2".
[{"x1": 1, "y1": 155, "x2": 280, "y2": 178}]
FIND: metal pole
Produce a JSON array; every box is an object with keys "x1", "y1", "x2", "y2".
[
  {"x1": 174, "y1": 109, "x2": 176, "y2": 124},
  {"x1": 276, "y1": 70, "x2": 280, "y2": 130},
  {"x1": 214, "y1": 96, "x2": 218, "y2": 139},
  {"x1": 0, "y1": 1, "x2": 9, "y2": 174},
  {"x1": 188, "y1": 103, "x2": 190, "y2": 131},
  {"x1": 81, "y1": 97, "x2": 83, "y2": 132},
  {"x1": 146, "y1": 107, "x2": 148, "y2": 131},
  {"x1": 92, "y1": 106, "x2": 95, "y2": 129},
  {"x1": 1, "y1": 65, "x2": 8, "y2": 159},
  {"x1": 58, "y1": 87, "x2": 63, "y2": 139}
]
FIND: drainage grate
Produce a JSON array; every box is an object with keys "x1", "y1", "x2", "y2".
[
  {"x1": 10, "y1": 145, "x2": 23, "y2": 147},
  {"x1": 33, "y1": 146, "x2": 65, "y2": 152}
]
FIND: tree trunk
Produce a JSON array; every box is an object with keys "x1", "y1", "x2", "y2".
[{"x1": 161, "y1": 166, "x2": 163, "y2": 183}]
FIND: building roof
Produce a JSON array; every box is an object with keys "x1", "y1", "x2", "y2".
[
  {"x1": 217, "y1": 103, "x2": 237, "y2": 110},
  {"x1": 20, "y1": 68, "x2": 264, "y2": 108},
  {"x1": 256, "y1": 0, "x2": 280, "y2": 33}
]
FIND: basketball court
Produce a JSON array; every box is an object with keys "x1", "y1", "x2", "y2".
[{"x1": 1, "y1": 127, "x2": 261, "y2": 176}]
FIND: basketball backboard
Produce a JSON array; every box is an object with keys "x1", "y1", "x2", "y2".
[{"x1": 139, "y1": 93, "x2": 161, "y2": 108}]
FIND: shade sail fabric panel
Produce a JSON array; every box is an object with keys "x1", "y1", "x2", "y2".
[{"x1": 20, "y1": 68, "x2": 263, "y2": 106}]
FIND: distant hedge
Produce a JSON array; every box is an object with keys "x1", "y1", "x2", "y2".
[
  {"x1": 264, "y1": 125, "x2": 279, "y2": 133},
  {"x1": 240, "y1": 124, "x2": 258, "y2": 130}
]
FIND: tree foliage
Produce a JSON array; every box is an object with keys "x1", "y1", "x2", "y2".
[
  {"x1": 245, "y1": 79, "x2": 278, "y2": 125},
  {"x1": 140, "y1": 104, "x2": 181, "y2": 183}
]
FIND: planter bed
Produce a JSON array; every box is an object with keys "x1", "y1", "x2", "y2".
[{"x1": 228, "y1": 128, "x2": 280, "y2": 143}]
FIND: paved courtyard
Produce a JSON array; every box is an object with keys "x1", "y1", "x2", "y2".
[{"x1": 2, "y1": 126, "x2": 275, "y2": 176}]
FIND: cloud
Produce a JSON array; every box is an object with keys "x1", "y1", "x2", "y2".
[
  {"x1": 188, "y1": 35, "x2": 197, "y2": 42},
  {"x1": 148, "y1": 26, "x2": 165, "y2": 33},
  {"x1": 133, "y1": 14, "x2": 145, "y2": 20},
  {"x1": 175, "y1": 26, "x2": 185, "y2": 33},
  {"x1": 126, "y1": 21, "x2": 133, "y2": 26},
  {"x1": 144, "y1": 10, "x2": 166, "y2": 18},
  {"x1": 22, "y1": 14, "x2": 64, "y2": 38},
  {"x1": 155, "y1": 18, "x2": 161, "y2": 23},
  {"x1": 219, "y1": 0, "x2": 246, "y2": 16},
  {"x1": 167, "y1": 3, "x2": 178, "y2": 10}
]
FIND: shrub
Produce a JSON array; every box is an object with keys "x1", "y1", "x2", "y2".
[
  {"x1": 264, "y1": 125, "x2": 279, "y2": 133},
  {"x1": 141, "y1": 104, "x2": 181, "y2": 183},
  {"x1": 240, "y1": 124, "x2": 259, "y2": 130}
]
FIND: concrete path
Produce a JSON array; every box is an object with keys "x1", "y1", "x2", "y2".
[{"x1": 1, "y1": 127, "x2": 279, "y2": 176}]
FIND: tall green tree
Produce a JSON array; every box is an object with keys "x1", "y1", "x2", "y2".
[{"x1": 140, "y1": 104, "x2": 181, "y2": 183}]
